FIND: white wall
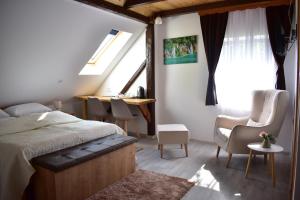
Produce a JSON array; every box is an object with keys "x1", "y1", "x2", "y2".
[
  {"x1": 155, "y1": 13, "x2": 297, "y2": 151},
  {"x1": 0, "y1": 0, "x2": 146, "y2": 108},
  {"x1": 155, "y1": 13, "x2": 221, "y2": 143}
]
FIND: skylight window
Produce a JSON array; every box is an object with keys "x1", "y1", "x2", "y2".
[{"x1": 79, "y1": 29, "x2": 132, "y2": 75}]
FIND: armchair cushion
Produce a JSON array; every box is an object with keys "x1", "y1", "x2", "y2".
[
  {"x1": 216, "y1": 128, "x2": 231, "y2": 142},
  {"x1": 246, "y1": 119, "x2": 264, "y2": 127},
  {"x1": 215, "y1": 115, "x2": 248, "y2": 130}
]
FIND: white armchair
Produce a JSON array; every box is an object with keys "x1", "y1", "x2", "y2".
[{"x1": 214, "y1": 90, "x2": 289, "y2": 167}]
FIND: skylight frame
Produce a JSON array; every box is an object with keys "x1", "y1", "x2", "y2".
[{"x1": 79, "y1": 29, "x2": 132, "y2": 75}]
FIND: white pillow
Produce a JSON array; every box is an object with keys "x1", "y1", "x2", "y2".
[
  {"x1": 247, "y1": 119, "x2": 265, "y2": 127},
  {"x1": 4, "y1": 103, "x2": 52, "y2": 117},
  {"x1": 0, "y1": 109, "x2": 10, "y2": 118}
]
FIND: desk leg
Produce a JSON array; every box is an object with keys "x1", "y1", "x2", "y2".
[
  {"x1": 147, "y1": 103, "x2": 155, "y2": 136},
  {"x1": 245, "y1": 150, "x2": 253, "y2": 177},
  {"x1": 82, "y1": 100, "x2": 88, "y2": 120},
  {"x1": 137, "y1": 104, "x2": 151, "y2": 123},
  {"x1": 137, "y1": 104, "x2": 155, "y2": 136},
  {"x1": 271, "y1": 153, "x2": 276, "y2": 187}
]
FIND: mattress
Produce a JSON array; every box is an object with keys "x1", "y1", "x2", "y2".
[{"x1": 0, "y1": 111, "x2": 124, "y2": 200}]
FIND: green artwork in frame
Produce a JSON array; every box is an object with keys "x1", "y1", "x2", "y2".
[{"x1": 163, "y1": 35, "x2": 197, "y2": 65}]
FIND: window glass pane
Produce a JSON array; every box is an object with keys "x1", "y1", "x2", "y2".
[
  {"x1": 215, "y1": 8, "x2": 276, "y2": 114},
  {"x1": 79, "y1": 29, "x2": 132, "y2": 75}
]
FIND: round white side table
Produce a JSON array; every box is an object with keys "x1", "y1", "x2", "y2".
[{"x1": 245, "y1": 142, "x2": 284, "y2": 187}]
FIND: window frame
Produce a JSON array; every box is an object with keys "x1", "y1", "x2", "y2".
[{"x1": 79, "y1": 29, "x2": 132, "y2": 75}]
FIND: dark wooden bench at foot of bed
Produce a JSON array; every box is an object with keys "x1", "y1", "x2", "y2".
[{"x1": 24, "y1": 134, "x2": 137, "y2": 200}]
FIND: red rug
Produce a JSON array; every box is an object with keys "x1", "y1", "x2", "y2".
[{"x1": 86, "y1": 169, "x2": 194, "y2": 200}]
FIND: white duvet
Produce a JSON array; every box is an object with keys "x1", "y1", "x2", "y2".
[{"x1": 0, "y1": 111, "x2": 124, "y2": 200}]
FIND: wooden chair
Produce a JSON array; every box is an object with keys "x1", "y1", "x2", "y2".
[
  {"x1": 87, "y1": 97, "x2": 109, "y2": 122},
  {"x1": 111, "y1": 98, "x2": 140, "y2": 137}
]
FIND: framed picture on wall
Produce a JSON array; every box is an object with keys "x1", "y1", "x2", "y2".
[{"x1": 163, "y1": 35, "x2": 197, "y2": 65}]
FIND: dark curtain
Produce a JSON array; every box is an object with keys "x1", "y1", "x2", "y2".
[
  {"x1": 266, "y1": 5, "x2": 293, "y2": 90},
  {"x1": 200, "y1": 13, "x2": 228, "y2": 105}
]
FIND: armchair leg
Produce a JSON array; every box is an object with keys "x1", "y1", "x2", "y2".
[
  {"x1": 226, "y1": 153, "x2": 232, "y2": 168},
  {"x1": 216, "y1": 146, "x2": 221, "y2": 158}
]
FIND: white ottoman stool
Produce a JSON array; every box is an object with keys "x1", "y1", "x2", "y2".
[{"x1": 157, "y1": 124, "x2": 190, "y2": 158}]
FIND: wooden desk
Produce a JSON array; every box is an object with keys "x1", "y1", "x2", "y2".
[{"x1": 75, "y1": 96, "x2": 156, "y2": 123}]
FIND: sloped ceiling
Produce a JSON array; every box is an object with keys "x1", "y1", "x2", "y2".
[{"x1": 0, "y1": 0, "x2": 146, "y2": 107}]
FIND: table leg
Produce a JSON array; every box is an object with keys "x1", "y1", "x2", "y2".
[
  {"x1": 184, "y1": 144, "x2": 188, "y2": 157},
  {"x1": 245, "y1": 150, "x2": 253, "y2": 177},
  {"x1": 160, "y1": 144, "x2": 164, "y2": 158},
  {"x1": 268, "y1": 154, "x2": 272, "y2": 175},
  {"x1": 271, "y1": 153, "x2": 276, "y2": 187},
  {"x1": 264, "y1": 153, "x2": 267, "y2": 165}
]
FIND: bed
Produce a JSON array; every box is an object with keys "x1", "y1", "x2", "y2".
[{"x1": 0, "y1": 107, "x2": 134, "y2": 200}]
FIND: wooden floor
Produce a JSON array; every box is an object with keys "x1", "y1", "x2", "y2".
[{"x1": 136, "y1": 138, "x2": 290, "y2": 200}]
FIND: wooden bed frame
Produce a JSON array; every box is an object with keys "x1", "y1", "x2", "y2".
[{"x1": 23, "y1": 134, "x2": 137, "y2": 200}]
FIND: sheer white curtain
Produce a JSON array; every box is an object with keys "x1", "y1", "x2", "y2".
[{"x1": 215, "y1": 8, "x2": 276, "y2": 114}]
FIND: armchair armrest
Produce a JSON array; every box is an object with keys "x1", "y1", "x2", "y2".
[
  {"x1": 227, "y1": 125, "x2": 271, "y2": 153},
  {"x1": 215, "y1": 115, "x2": 249, "y2": 130}
]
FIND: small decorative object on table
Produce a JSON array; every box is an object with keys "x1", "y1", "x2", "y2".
[
  {"x1": 259, "y1": 131, "x2": 276, "y2": 148},
  {"x1": 136, "y1": 86, "x2": 145, "y2": 99}
]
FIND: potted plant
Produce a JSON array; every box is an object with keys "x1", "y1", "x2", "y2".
[{"x1": 259, "y1": 131, "x2": 276, "y2": 148}]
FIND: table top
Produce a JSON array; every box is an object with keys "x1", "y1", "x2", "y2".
[
  {"x1": 247, "y1": 142, "x2": 284, "y2": 153},
  {"x1": 157, "y1": 124, "x2": 189, "y2": 132},
  {"x1": 76, "y1": 95, "x2": 156, "y2": 105}
]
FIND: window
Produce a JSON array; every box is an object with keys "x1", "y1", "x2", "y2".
[
  {"x1": 215, "y1": 8, "x2": 276, "y2": 113},
  {"x1": 79, "y1": 29, "x2": 132, "y2": 75},
  {"x1": 96, "y1": 31, "x2": 146, "y2": 96}
]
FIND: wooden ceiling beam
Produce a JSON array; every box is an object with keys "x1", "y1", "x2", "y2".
[
  {"x1": 124, "y1": 0, "x2": 166, "y2": 8},
  {"x1": 146, "y1": 24, "x2": 155, "y2": 135},
  {"x1": 156, "y1": 0, "x2": 291, "y2": 17},
  {"x1": 198, "y1": 0, "x2": 292, "y2": 16},
  {"x1": 74, "y1": 0, "x2": 150, "y2": 24},
  {"x1": 120, "y1": 60, "x2": 146, "y2": 94}
]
